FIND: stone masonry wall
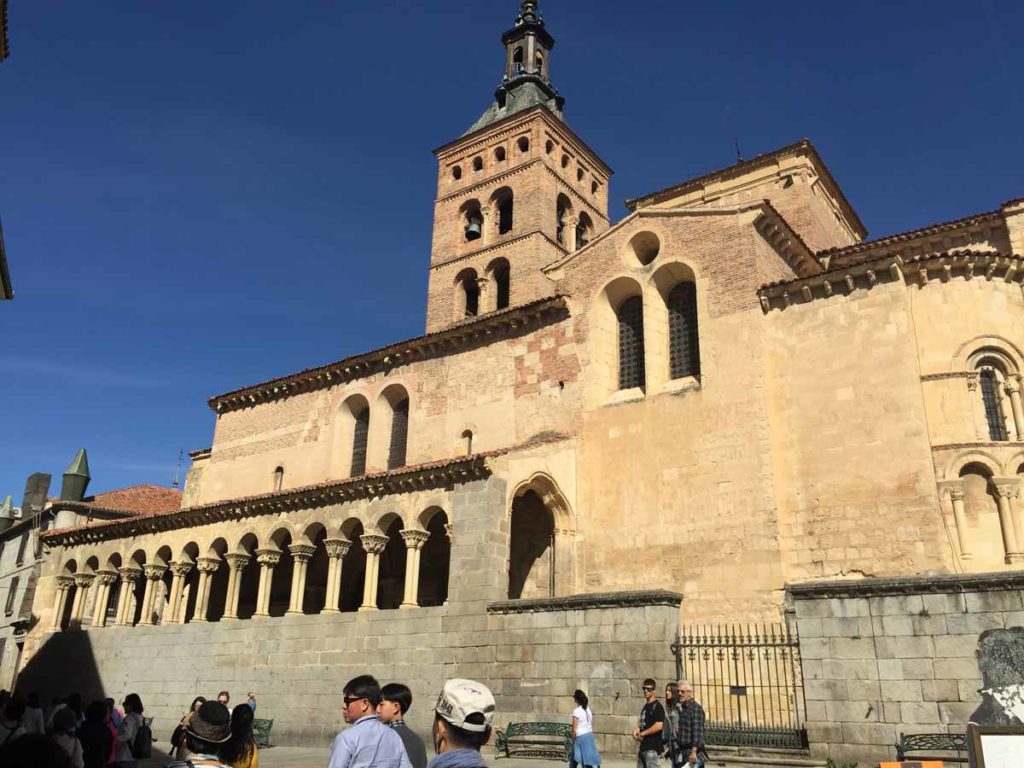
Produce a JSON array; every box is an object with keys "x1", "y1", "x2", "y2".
[
  {"x1": 789, "y1": 573, "x2": 1024, "y2": 765},
  {"x1": 18, "y1": 592, "x2": 679, "y2": 758}
]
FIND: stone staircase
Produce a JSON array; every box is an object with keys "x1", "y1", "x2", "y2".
[{"x1": 708, "y1": 746, "x2": 829, "y2": 768}]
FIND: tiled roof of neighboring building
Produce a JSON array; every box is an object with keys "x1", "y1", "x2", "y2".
[
  {"x1": 74, "y1": 485, "x2": 182, "y2": 516},
  {"x1": 818, "y1": 208, "x2": 1004, "y2": 262}
]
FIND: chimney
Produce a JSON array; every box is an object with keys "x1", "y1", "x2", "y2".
[
  {"x1": 60, "y1": 449, "x2": 91, "y2": 502},
  {"x1": 0, "y1": 496, "x2": 14, "y2": 533}
]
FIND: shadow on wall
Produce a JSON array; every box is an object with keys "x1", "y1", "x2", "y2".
[{"x1": 14, "y1": 631, "x2": 174, "y2": 762}]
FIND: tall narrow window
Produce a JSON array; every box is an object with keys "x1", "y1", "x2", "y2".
[
  {"x1": 492, "y1": 188, "x2": 514, "y2": 236},
  {"x1": 106, "y1": 581, "x2": 120, "y2": 621},
  {"x1": 576, "y1": 213, "x2": 593, "y2": 250},
  {"x1": 513, "y1": 46, "x2": 524, "y2": 73},
  {"x1": 273, "y1": 466, "x2": 284, "y2": 492},
  {"x1": 388, "y1": 399, "x2": 409, "y2": 470},
  {"x1": 556, "y1": 195, "x2": 572, "y2": 247},
  {"x1": 15, "y1": 531, "x2": 28, "y2": 566},
  {"x1": 489, "y1": 258, "x2": 511, "y2": 311},
  {"x1": 668, "y1": 283, "x2": 701, "y2": 379},
  {"x1": 463, "y1": 276, "x2": 479, "y2": 317},
  {"x1": 4, "y1": 576, "x2": 19, "y2": 615},
  {"x1": 981, "y1": 369, "x2": 1009, "y2": 441},
  {"x1": 462, "y1": 430, "x2": 474, "y2": 455},
  {"x1": 617, "y1": 296, "x2": 646, "y2": 391},
  {"x1": 351, "y1": 407, "x2": 370, "y2": 476}
]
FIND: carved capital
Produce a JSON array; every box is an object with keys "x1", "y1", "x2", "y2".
[
  {"x1": 96, "y1": 570, "x2": 119, "y2": 586},
  {"x1": 360, "y1": 534, "x2": 389, "y2": 555},
  {"x1": 143, "y1": 564, "x2": 167, "y2": 581},
  {"x1": 994, "y1": 482, "x2": 1021, "y2": 500},
  {"x1": 225, "y1": 553, "x2": 251, "y2": 571},
  {"x1": 56, "y1": 576, "x2": 75, "y2": 591},
  {"x1": 118, "y1": 567, "x2": 142, "y2": 584},
  {"x1": 256, "y1": 549, "x2": 281, "y2": 567},
  {"x1": 73, "y1": 574, "x2": 96, "y2": 589},
  {"x1": 949, "y1": 487, "x2": 966, "y2": 503},
  {"x1": 169, "y1": 561, "x2": 194, "y2": 578},
  {"x1": 324, "y1": 538, "x2": 352, "y2": 559},
  {"x1": 445, "y1": 523, "x2": 454, "y2": 542},
  {"x1": 400, "y1": 529, "x2": 430, "y2": 550},
  {"x1": 196, "y1": 557, "x2": 221, "y2": 574},
  {"x1": 967, "y1": 372, "x2": 979, "y2": 391},
  {"x1": 289, "y1": 543, "x2": 317, "y2": 562}
]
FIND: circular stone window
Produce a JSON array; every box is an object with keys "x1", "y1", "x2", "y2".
[{"x1": 627, "y1": 231, "x2": 661, "y2": 266}]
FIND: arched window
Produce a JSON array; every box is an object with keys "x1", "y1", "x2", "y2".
[
  {"x1": 668, "y1": 283, "x2": 700, "y2": 379},
  {"x1": 556, "y1": 194, "x2": 573, "y2": 247},
  {"x1": 980, "y1": 368, "x2": 1009, "y2": 441},
  {"x1": 462, "y1": 430, "x2": 474, "y2": 455},
  {"x1": 517, "y1": 136, "x2": 530, "y2": 153},
  {"x1": 513, "y1": 46, "x2": 524, "y2": 73},
  {"x1": 388, "y1": 398, "x2": 410, "y2": 470},
  {"x1": 535, "y1": 52, "x2": 545, "y2": 77},
  {"x1": 351, "y1": 405, "x2": 370, "y2": 476},
  {"x1": 575, "y1": 212, "x2": 593, "y2": 251},
  {"x1": 617, "y1": 296, "x2": 646, "y2": 391},
  {"x1": 273, "y1": 466, "x2": 284, "y2": 492},
  {"x1": 491, "y1": 187, "x2": 514, "y2": 236},
  {"x1": 472, "y1": 156, "x2": 483, "y2": 172},
  {"x1": 488, "y1": 258, "x2": 511, "y2": 310},
  {"x1": 456, "y1": 269, "x2": 480, "y2": 318},
  {"x1": 494, "y1": 146, "x2": 506, "y2": 163}
]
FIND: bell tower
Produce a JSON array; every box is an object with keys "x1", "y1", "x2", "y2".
[{"x1": 425, "y1": 0, "x2": 612, "y2": 333}]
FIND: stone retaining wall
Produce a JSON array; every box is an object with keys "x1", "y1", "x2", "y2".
[
  {"x1": 17, "y1": 590, "x2": 679, "y2": 756},
  {"x1": 788, "y1": 572, "x2": 1024, "y2": 765}
]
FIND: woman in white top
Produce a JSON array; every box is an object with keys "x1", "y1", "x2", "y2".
[
  {"x1": 570, "y1": 689, "x2": 602, "y2": 768},
  {"x1": 115, "y1": 693, "x2": 145, "y2": 767}
]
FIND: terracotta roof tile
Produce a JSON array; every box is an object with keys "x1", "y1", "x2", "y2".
[
  {"x1": 818, "y1": 209, "x2": 1002, "y2": 261},
  {"x1": 77, "y1": 485, "x2": 182, "y2": 516}
]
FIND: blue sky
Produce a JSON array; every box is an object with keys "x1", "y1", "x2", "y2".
[{"x1": 1, "y1": 1, "x2": 1022, "y2": 500}]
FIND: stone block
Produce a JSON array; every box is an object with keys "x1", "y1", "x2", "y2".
[
  {"x1": 964, "y1": 590, "x2": 1024, "y2": 613},
  {"x1": 841, "y1": 722, "x2": 897, "y2": 746},
  {"x1": 806, "y1": 722, "x2": 843, "y2": 743},
  {"x1": 820, "y1": 616, "x2": 864, "y2": 638},
  {"x1": 847, "y1": 680, "x2": 882, "y2": 701},
  {"x1": 934, "y1": 633, "x2": 980, "y2": 659},
  {"x1": 923, "y1": 592, "x2": 967, "y2": 615},
  {"x1": 880, "y1": 679, "x2": 922, "y2": 702},
  {"x1": 957, "y1": 679, "x2": 982, "y2": 702},
  {"x1": 829, "y1": 636, "x2": 876, "y2": 659},
  {"x1": 827, "y1": 597, "x2": 872, "y2": 618},
  {"x1": 900, "y1": 658, "x2": 936, "y2": 680},
  {"x1": 933, "y1": 656, "x2": 978, "y2": 680},
  {"x1": 880, "y1": 614, "x2": 915, "y2": 636},
  {"x1": 825, "y1": 699, "x2": 880, "y2": 722},
  {"x1": 799, "y1": 617, "x2": 823, "y2": 638},
  {"x1": 876, "y1": 659, "x2": 903, "y2": 680},
  {"x1": 874, "y1": 635, "x2": 935, "y2": 659},
  {"x1": 945, "y1": 612, "x2": 1005, "y2": 635},
  {"x1": 822, "y1": 658, "x2": 878, "y2": 681},
  {"x1": 939, "y1": 700, "x2": 979, "y2": 724},
  {"x1": 921, "y1": 678, "x2": 960, "y2": 702},
  {"x1": 870, "y1": 594, "x2": 924, "y2": 616},
  {"x1": 794, "y1": 599, "x2": 831, "y2": 619},
  {"x1": 798, "y1": 637, "x2": 830, "y2": 660},
  {"x1": 899, "y1": 701, "x2": 941, "y2": 724},
  {"x1": 805, "y1": 678, "x2": 848, "y2": 702}
]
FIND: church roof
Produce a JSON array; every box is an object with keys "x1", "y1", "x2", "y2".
[
  {"x1": 466, "y1": 79, "x2": 564, "y2": 136},
  {"x1": 209, "y1": 295, "x2": 568, "y2": 413},
  {"x1": 52, "y1": 484, "x2": 182, "y2": 517}
]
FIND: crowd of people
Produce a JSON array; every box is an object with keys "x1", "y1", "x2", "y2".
[
  {"x1": 0, "y1": 688, "x2": 258, "y2": 768},
  {"x1": 0, "y1": 676, "x2": 706, "y2": 768}
]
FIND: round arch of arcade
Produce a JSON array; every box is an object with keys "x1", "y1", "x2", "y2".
[
  {"x1": 507, "y1": 473, "x2": 578, "y2": 600},
  {"x1": 49, "y1": 506, "x2": 453, "y2": 631}
]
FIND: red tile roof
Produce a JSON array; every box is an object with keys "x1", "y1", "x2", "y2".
[{"x1": 77, "y1": 485, "x2": 182, "y2": 516}]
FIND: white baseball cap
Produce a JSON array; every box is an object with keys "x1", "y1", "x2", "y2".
[{"x1": 434, "y1": 679, "x2": 496, "y2": 732}]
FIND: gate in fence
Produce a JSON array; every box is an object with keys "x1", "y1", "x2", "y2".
[{"x1": 670, "y1": 622, "x2": 808, "y2": 750}]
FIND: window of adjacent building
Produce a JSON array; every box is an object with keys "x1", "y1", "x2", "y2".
[
  {"x1": 273, "y1": 466, "x2": 284, "y2": 492},
  {"x1": 387, "y1": 399, "x2": 410, "y2": 470},
  {"x1": 15, "y1": 530, "x2": 29, "y2": 566},
  {"x1": 4, "y1": 576, "x2": 18, "y2": 615},
  {"x1": 980, "y1": 368, "x2": 1009, "y2": 441},
  {"x1": 462, "y1": 430, "x2": 474, "y2": 455},
  {"x1": 351, "y1": 407, "x2": 370, "y2": 476},
  {"x1": 617, "y1": 296, "x2": 646, "y2": 391},
  {"x1": 668, "y1": 282, "x2": 701, "y2": 379}
]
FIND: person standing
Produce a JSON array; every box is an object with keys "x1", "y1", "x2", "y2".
[
  {"x1": 114, "y1": 693, "x2": 145, "y2": 767},
  {"x1": 378, "y1": 683, "x2": 427, "y2": 768},
  {"x1": 0, "y1": 695, "x2": 27, "y2": 746},
  {"x1": 676, "y1": 682, "x2": 707, "y2": 768},
  {"x1": 172, "y1": 696, "x2": 207, "y2": 760},
  {"x1": 221, "y1": 702, "x2": 259, "y2": 768},
  {"x1": 662, "y1": 683, "x2": 681, "y2": 767},
  {"x1": 427, "y1": 678, "x2": 495, "y2": 768},
  {"x1": 79, "y1": 700, "x2": 114, "y2": 768},
  {"x1": 631, "y1": 679, "x2": 664, "y2": 768},
  {"x1": 178, "y1": 700, "x2": 233, "y2": 767},
  {"x1": 327, "y1": 675, "x2": 412, "y2": 768},
  {"x1": 53, "y1": 706, "x2": 86, "y2": 768},
  {"x1": 23, "y1": 692, "x2": 46, "y2": 735},
  {"x1": 570, "y1": 690, "x2": 601, "y2": 768}
]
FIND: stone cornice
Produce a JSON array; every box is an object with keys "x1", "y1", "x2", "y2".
[
  {"x1": 435, "y1": 158, "x2": 542, "y2": 205},
  {"x1": 430, "y1": 231, "x2": 566, "y2": 271},
  {"x1": 208, "y1": 296, "x2": 569, "y2": 413},
  {"x1": 788, "y1": 571, "x2": 1024, "y2": 600},
  {"x1": 754, "y1": 202, "x2": 823, "y2": 278},
  {"x1": 41, "y1": 454, "x2": 494, "y2": 548},
  {"x1": 931, "y1": 441, "x2": 1024, "y2": 451},
  {"x1": 758, "y1": 250, "x2": 1024, "y2": 313},
  {"x1": 920, "y1": 371, "x2": 973, "y2": 383},
  {"x1": 487, "y1": 589, "x2": 683, "y2": 614},
  {"x1": 189, "y1": 448, "x2": 212, "y2": 461}
]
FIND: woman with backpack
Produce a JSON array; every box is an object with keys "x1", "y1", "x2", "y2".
[
  {"x1": 570, "y1": 689, "x2": 601, "y2": 768},
  {"x1": 114, "y1": 693, "x2": 147, "y2": 767}
]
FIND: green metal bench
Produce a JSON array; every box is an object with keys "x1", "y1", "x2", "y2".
[
  {"x1": 495, "y1": 722, "x2": 571, "y2": 760},
  {"x1": 895, "y1": 732, "x2": 968, "y2": 763},
  {"x1": 253, "y1": 718, "x2": 274, "y2": 748}
]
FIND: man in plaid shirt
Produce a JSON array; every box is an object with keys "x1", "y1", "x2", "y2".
[{"x1": 677, "y1": 682, "x2": 707, "y2": 767}]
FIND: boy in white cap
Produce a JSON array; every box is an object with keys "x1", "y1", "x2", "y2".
[{"x1": 429, "y1": 679, "x2": 496, "y2": 768}]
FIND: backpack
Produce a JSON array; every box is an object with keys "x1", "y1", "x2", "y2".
[{"x1": 130, "y1": 717, "x2": 153, "y2": 759}]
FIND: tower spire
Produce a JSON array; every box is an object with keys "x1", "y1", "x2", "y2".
[{"x1": 518, "y1": 1, "x2": 540, "y2": 24}]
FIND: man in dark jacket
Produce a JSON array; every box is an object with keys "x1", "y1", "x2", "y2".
[{"x1": 379, "y1": 683, "x2": 428, "y2": 768}]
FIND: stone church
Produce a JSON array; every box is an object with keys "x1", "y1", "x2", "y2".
[{"x1": 25, "y1": 0, "x2": 1024, "y2": 757}]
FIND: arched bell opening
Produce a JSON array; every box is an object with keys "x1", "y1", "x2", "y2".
[
  {"x1": 575, "y1": 212, "x2": 593, "y2": 251},
  {"x1": 235, "y1": 534, "x2": 260, "y2": 620},
  {"x1": 340, "y1": 520, "x2": 366, "y2": 613},
  {"x1": 461, "y1": 200, "x2": 484, "y2": 243},
  {"x1": 556, "y1": 194, "x2": 573, "y2": 249},
  {"x1": 419, "y1": 509, "x2": 450, "y2": 607},
  {"x1": 486, "y1": 258, "x2": 511, "y2": 312},
  {"x1": 491, "y1": 187, "x2": 514, "y2": 237},
  {"x1": 377, "y1": 515, "x2": 406, "y2": 610},
  {"x1": 456, "y1": 268, "x2": 480, "y2": 319}
]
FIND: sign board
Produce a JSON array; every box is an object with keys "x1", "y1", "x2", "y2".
[{"x1": 968, "y1": 724, "x2": 1024, "y2": 768}]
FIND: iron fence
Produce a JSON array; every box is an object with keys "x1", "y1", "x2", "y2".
[{"x1": 671, "y1": 622, "x2": 808, "y2": 750}]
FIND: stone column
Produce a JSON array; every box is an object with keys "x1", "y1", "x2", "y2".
[
  {"x1": 193, "y1": 558, "x2": 221, "y2": 622},
  {"x1": 1007, "y1": 378, "x2": 1024, "y2": 439},
  {"x1": 359, "y1": 535, "x2": 389, "y2": 611},
  {"x1": 166, "y1": 562, "x2": 193, "y2": 624},
  {"x1": 254, "y1": 549, "x2": 281, "y2": 618},
  {"x1": 322, "y1": 539, "x2": 351, "y2": 613},
  {"x1": 68, "y1": 574, "x2": 95, "y2": 630},
  {"x1": 139, "y1": 565, "x2": 167, "y2": 626},
  {"x1": 948, "y1": 486, "x2": 972, "y2": 560},
  {"x1": 995, "y1": 482, "x2": 1023, "y2": 564},
  {"x1": 90, "y1": 571, "x2": 119, "y2": 628},
  {"x1": 287, "y1": 544, "x2": 317, "y2": 615},
  {"x1": 400, "y1": 529, "x2": 430, "y2": 608},
  {"x1": 50, "y1": 576, "x2": 75, "y2": 631},
  {"x1": 223, "y1": 553, "x2": 250, "y2": 620},
  {"x1": 115, "y1": 567, "x2": 142, "y2": 626}
]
